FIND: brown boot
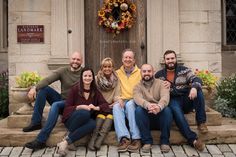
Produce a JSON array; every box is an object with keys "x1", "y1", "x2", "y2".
[
  {"x1": 197, "y1": 123, "x2": 208, "y2": 134},
  {"x1": 87, "y1": 115, "x2": 105, "y2": 151},
  {"x1": 117, "y1": 137, "x2": 131, "y2": 152},
  {"x1": 127, "y1": 139, "x2": 141, "y2": 153},
  {"x1": 94, "y1": 115, "x2": 113, "y2": 150},
  {"x1": 193, "y1": 139, "x2": 205, "y2": 151}
]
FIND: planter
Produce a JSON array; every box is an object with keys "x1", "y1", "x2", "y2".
[
  {"x1": 202, "y1": 86, "x2": 216, "y2": 111},
  {"x1": 11, "y1": 87, "x2": 34, "y2": 115}
]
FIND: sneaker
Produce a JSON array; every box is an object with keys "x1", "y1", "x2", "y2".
[
  {"x1": 198, "y1": 123, "x2": 208, "y2": 134},
  {"x1": 25, "y1": 139, "x2": 46, "y2": 150},
  {"x1": 57, "y1": 140, "x2": 68, "y2": 156},
  {"x1": 193, "y1": 139, "x2": 205, "y2": 151},
  {"x1": 23, "y1": 123, "x2": 42, "y2": 132},
  {"x1": 141, "y1": 144, "x2": 152, "y2": 153},
  {"x1": 128, "y1": 139, "x2": 141, "y2": 153},
  {"x1": 160, "y1": 144, "x2": 170, "y2": 153},
  {"x1": 117, "y1": 137, "x2": 131, "y2": 152}
]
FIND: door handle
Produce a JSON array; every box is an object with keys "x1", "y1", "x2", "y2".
[{"x1": 140, "y1": 42, "x2": 145, "y2": 49}]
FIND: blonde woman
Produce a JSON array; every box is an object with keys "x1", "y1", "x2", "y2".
[{"x1": 88, "y1": 57, "x2": 122, "y2": 150}]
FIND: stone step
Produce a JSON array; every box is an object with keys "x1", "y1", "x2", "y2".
[
  {"x1": 1, "y1": 120, "x2": 236, "y2": 147},
  {"x1": 7, "y1": 107, "x2": 222, "y2": 128}
]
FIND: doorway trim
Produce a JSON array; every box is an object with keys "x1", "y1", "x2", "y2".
[
  {"x1": 147, "y1": 0, "x2": 180, "y2": 69},
  {"x1": 50, "y1": 0, "x2": 180, "y2": 69},
  {"x1": 49, "y1": 0, "x2": 84, "y2": 69}
]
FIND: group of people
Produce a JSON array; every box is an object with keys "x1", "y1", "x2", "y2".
[{"x1": 23, "y1": 49, "x2": 208, "y2": 156}]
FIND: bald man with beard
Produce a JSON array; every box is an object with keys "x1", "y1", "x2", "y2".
[
  {"x1": 24, "y1": 51, "x2": 83, "y2": 151},
  {"x1": 134, "y1": 64, "x2": 172, "y2": 153}
]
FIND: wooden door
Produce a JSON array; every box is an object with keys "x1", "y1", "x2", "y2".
[{"x1": 85, "y1": 0, "x2": 147, "y2": 73}]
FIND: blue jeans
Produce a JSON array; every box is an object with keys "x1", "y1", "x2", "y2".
[
  {"x1": 37, "y1": 100, "x2": 65, "y2": 143},
  {"x1": 135, "y1": 106, "x2": 173, "y2": 145},
  {"x1": 113, "y1": 99, "x2": 141, "y2": 142},
  {"x1": 169, "y1": 89, "x2": 206, "y2": 144},
  {"x1": 31, "y1": 86, "x2": 62, "y2": 125},
  {"x1": 64, "y1": 110, "x2": 96, "y2": 144}
]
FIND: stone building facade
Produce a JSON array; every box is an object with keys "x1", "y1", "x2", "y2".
[{"x1": 1, "y1": 0, "x2": 235, "y2": 113}]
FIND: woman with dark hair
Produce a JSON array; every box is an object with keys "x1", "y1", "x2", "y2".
[{"x1": 57, "y1": 67, "x2": 111, "y2": 156}]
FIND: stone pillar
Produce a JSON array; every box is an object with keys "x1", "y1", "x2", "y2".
[
  {"x1": 0, "y1": 0, "x2": 3, "y2": 52},
  {"x1": 147, "y1": 0, "x2": 163, "y2": 70},
  {"x1": 49, "y1": 0, "x2": 84, "y2": 70},
  {"x1": 0, "y1": 0, "x2": 8, "y2": 72},
  {"x1": 0, "y1": 0, "x2": 8, "y2": 53},
  {"x1": 147, "y1": 0, "x2": 180, "y2": 69},
  {"x1": 51, "y1": 0, "x2": 68, "y2": 58},
  {"x1": 163, "y1": 0, "x2": 180, "y2": 54}
]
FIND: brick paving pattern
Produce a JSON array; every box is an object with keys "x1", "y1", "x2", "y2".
[{"x1": 0, "y1": 144, "x2": 236, "y2": 157}]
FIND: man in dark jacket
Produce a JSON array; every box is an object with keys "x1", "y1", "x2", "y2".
[{"x1": 155, "y1": 50, "x2": 207, "y2": 151}]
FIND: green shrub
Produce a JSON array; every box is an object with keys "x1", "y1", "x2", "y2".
[
  {"x1": 0, "y1": 70, "x2": 9, "y2": 118},
  {"x1": 16, "y1": 71, "x2": 42, "y2": 88},
  {"x1": 214, "y1": 97, "x2": 236, "y2": 118},
  {"x1": 214, "y1": 73, "x2": 236, "y2": 118}
]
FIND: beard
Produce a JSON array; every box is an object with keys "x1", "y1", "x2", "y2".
[
  {"x1": 165, "y1": 62, "x2": 177, "y2": 70},
  {"x1": 142, "y1": 75, "x2": 154, "y2": 82},
  {"x1": 70, "y1": 63, "x2": 81, "y2": 71}
]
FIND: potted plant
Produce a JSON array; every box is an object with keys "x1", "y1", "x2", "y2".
[
  {"x1": 11, "y1": 72, "x2": 42, "y2": 114},
  {"x1": 195, "y1": 69, "x2": 218, "y2": 90},
  {"x1": 195, "y1": 69, "x2": 218, "y2": 109}
]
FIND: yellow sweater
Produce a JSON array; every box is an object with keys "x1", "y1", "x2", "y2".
[{"x1": 116, "y1": 65, "x2": 141, "y2": 100}]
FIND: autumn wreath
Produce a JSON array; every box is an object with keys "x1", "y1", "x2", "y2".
[{"x1": 98, "y1": 0, "x2": 137, "y2": 35}]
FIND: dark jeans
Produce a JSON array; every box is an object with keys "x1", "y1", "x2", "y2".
[
  {"x1": 169, "y1": 89, "x2": 206, "y2": 144},
  {"x1": 135, "y1": 106, "x2": 173, "y2": 145},
  {"x1": 37, "y1": 100, "x2": 65, "y2": 143},
  {"x1": 31, "y1": 86, "x2": 62, "y2": 125},
  {"x1": 64, "y1": 110, "x2": 96, "y2": 144}
]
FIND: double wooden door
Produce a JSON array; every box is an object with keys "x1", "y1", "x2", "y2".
[{"x1": 85, "y1": 0, "x2": 147, "y2": 73}]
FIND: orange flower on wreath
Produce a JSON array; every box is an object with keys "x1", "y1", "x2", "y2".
[
  {"x1": 97, "y1": 0, "x2": 137, "y2": 36},
  {"x1": 98, "y1": 10, "x2": 105, "y2": 17},
  {"x1": 130, "y1": 3, "x2": 136, "y2": 12},
  {"x1": 121, "y1": 11, "x2": 132, "y2": 21}
]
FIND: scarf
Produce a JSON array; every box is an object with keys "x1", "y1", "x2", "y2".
[{"x1": 96, "y1": 70, "x2": 118, "y2": 91}]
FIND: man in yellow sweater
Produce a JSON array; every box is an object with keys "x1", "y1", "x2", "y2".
[{"x1": 113, "y1": 49, "x2": 141, "y2": 153}]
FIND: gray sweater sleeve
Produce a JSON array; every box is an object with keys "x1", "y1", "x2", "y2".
[{"x1": 36, "y1": 67, "x2": 64, "y2": 90}]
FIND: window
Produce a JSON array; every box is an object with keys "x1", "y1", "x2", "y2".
[
  {"x1": 223, "y1": 0, "x2": 236, "y2": 49},
  {"x1": 226, "y1": 0, "x2": 236, "y2": 45},
  {"x1": 0, "y1": 0, "x2": 8, "y2": 52}
]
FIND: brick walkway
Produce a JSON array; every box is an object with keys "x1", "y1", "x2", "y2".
[{"x1": 1, "y1": 144, "x2": 236, "y2": 157}]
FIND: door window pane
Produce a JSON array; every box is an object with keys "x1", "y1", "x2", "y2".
[{"x1": 226, "y1": 0, "x2": 236, "y2": 45}]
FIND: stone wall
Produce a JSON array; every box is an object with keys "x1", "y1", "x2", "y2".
[
  {"x1": 8, "y1": 0, "x2": 53, "y2": 113},
  {"x1": 7, "y1": 0, "x2": 223, "y2": 113},
  {"x1": 179, "y1": 0, "x2": 222, "y2": 77}
]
